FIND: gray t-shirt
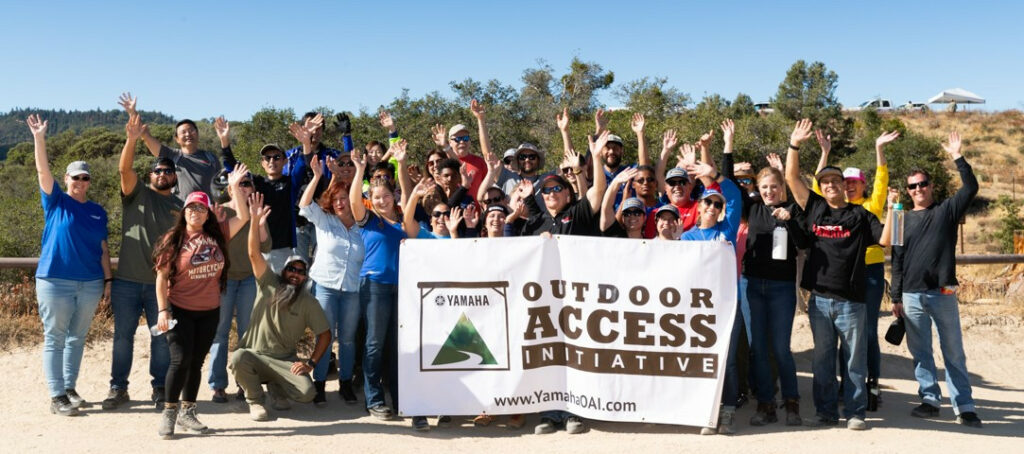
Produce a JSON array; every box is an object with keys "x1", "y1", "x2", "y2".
[
  {"x1": 159, "y1": 145, "x2": 220, "y2": 201},
  {"x1": 115, "y1": 182, "x2": 183, "y2": 283}
]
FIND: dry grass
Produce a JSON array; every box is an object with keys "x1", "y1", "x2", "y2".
[{"x1": 0, "y1": 272, "x2": 115, "y2": 350}]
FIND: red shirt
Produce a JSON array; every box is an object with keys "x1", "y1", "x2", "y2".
[
  {"x1": 459, "y1": 154, "x2": 487, "y2": 200},
  {"x1": 170, "y1": 231, "x2": 225, "y2": 311}
]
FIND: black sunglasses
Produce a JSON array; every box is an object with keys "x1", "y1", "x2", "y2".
[
  {"x1": 152, "y1": 168, "x2": 175, "y2": 175},
  {"x1": 432, "y1": 210, "x2": 451, "y2": 218},
  {"x1": 702, "y1": 199, "x2": 724, "y2": 209},
  {"x1": 262, "y1": 154, "x2": 284, "y2": 162},
  {"x1": 336, "y1": 161, "x2": 355, "y2": 168},
  {"x1": 483, "y1": 196, "x2": 503, "y2": 205},
  {"x1": 666, "y1": 178, "x2": 689, "y2": 187},
  {"x1": 540, "y1": 185, "x2": 565, "y2": 195},
  {"x1": 502, "y1": 157, "x2": 513, "y2": 165},
  {"x1": 284, "y1": 265, "x2": 307, "y2": 275},
  {"x1": 907, "y1": 180, "x2": 930, "y2": 190},
  {"x1": 71, "y1": 175, "x2": 91, "y2": 182},
  {"x1": 634, "y1": 177, "x2": 657, "y2": 184},
  {"x1": 623, "y1": 209, "x2": 644, "y2": 217},
  {"x1": 239, "y1": 180, "x2": 253, "y2": 188},
  {"x1": 518, "y1": 154, "x2": 539, "y2": 161}
]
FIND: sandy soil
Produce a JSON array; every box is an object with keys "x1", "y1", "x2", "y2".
[{"x1": 3, "y1": 312, "x2": 1022, "y2": 453}]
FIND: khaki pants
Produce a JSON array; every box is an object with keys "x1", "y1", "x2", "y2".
[{"x1": 229, "y1": 348, "x2": 315, "y2": 404}]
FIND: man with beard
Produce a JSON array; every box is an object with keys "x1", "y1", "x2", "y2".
[
  {"x1": 103, "y1": 114, "x2": 183, "y2": 410},
  {"x1": 593, "y1": 110, "x2": 650, "y2": 190},
  {"x1": 230, "y1": 202, "x2": 330, "y2": 421}
]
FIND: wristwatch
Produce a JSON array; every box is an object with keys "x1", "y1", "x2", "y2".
[{"x1": 304, "y1": 358, "x2": 317, "y2": 368}]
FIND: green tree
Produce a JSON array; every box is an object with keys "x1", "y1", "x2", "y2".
[{"x1": 614, "y1": 77, "x2": 690, "y2": 120}]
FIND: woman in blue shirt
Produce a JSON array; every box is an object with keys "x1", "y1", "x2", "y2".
[{"x1": 29, "y1": 114, "x2": 112, "y2": 416}]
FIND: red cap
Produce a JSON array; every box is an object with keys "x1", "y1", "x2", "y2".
[{"x1": 184, "y1": 191, "x2": 213, "y2": 209}]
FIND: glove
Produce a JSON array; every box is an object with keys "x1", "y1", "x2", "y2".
[{"x1": 335, "y1": 112, "x2": 352, "y2": 135}]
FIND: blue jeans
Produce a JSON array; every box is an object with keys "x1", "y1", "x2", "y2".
[
  {"x1": 808, "y1": 293, "x2": 867, "y2": 419},
  {"x1": 902, "y1": 290, "x2": 975, "y2": 414},
  {"x1": 296, "y1": 223, "x2": 317, "y2": 264},
  {"x1": 360, "y1": 277, "x2": 397, "y2": 409},
  {"x1": 36, "y1": 277, "x2": 103, "y2": 397},
  {"x1": 840, "y1": 263, "x2": 884, "y2": 385},
  {"x1": 110, "y1": 279, "x2": 170, "y2": 390},
  {"x1": 207, "y1": 276, "x2": 256, "y2": 390},
  {"x1": 740, "y1": 276, "x2": 799, "y2": 403},
  {"x1": 720, "y1": 300, "x2": 743, "y2": 407},
  {"x1": 313, "y1": 283, "x2": 361, "y2": 382}
]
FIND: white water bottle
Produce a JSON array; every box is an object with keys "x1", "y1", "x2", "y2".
[
  {"x1": 772, "y1": 226, "x2": 788, "y2": 260},
  {"x1": 150, "y1": 319, "x2": 177, "y2": 336},
  {"x1": 891, "y1": 203, "x2": 905, "y2": 246}
]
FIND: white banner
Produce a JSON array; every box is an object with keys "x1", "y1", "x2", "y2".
[{"x1": 397, "y1": 236, "x2": 736, "y2": 427}]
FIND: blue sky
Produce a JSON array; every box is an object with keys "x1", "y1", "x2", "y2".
[{"x1": 3, "y1": 0, "x2": 1021, "y2": 120}]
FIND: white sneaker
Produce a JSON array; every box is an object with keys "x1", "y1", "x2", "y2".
[
  {"x1": 249, "y1": 401, "x2": 269, "y2": 421},
  {"x1": 847, "y1": 416, "x2": 867, "y2": 431}
]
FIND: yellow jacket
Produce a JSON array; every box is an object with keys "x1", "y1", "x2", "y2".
[{"x1": 812, "y1": 165, "x2": 888, "y2": 265}]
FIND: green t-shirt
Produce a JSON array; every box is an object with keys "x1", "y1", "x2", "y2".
[
  {"x1": 115, "y1": 182, "x2": 182, "y2": 283},
  {"x1": 221, "y1": 206, "x2": 272, "y2": 281},
  {"x1": 240, "y1": 269, "x2": 328, "y2": 360}
]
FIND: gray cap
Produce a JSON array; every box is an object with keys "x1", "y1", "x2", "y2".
[
  {"x1": 502, "y1": 148, "x2": 517, "y2": 159},
  {"x1": 655, "y1": 204, "x2": 680, "y2": 219},
  {"x1": 516, "y1": 142, "x2": 544, "y2": 161},
  {"x1": 66, "y1": 161, "x2": 90, "y2": 177},
  {"x1": 606, "y1": 134, "x2": 624, "y2": 146},
  {"x1": 666, "y1": 167, "x2": 689, "y2": 181},
  {"x1": 621, "y1": 197, "x2": 644, "y2": 212}
]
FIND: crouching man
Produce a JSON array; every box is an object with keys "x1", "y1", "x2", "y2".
[{"x1": 230, "y1": 195, "x2": 330, "y2": 421}]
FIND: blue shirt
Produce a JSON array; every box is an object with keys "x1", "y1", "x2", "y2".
[
  {"x1": 299, "y1": 204, "x2": 364, "y2": 292},
  {"x1": 36, "y1": 181, "x2": 108, "y2": 280},
  {"x1": 357, "y1": 211, "x2": 407, "y2": 284},
  {"x1": 679, "y1": 179, "x2": 742, "y2": 247}
]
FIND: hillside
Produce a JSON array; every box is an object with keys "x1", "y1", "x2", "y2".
[{"x1": 0, "y1": 108, "x2": 176, "y2": 159}]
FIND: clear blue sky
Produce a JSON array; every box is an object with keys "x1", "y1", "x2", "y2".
[{"x1": 4, "y1": 0, "x2": 1021, "y2": 120}]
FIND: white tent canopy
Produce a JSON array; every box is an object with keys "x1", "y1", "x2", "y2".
[{"x1": 928, "y1": 88, "x2": 985, "y2": 104}]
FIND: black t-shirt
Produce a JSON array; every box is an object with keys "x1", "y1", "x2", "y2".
[
  {"x1": 742, "y1": 201, "x2": 812, "y2": 282},
  {"x1": 800, "y1": 192, "x2": 883, "y2": 302},
  {"x1": 517, "y1": 196, "x2": 600, "y2": 237},
  {"x1": 602, "y1": 220, "x2": 629, "y2": 238},
  {"x1": 254, "y1": 175, "x2": 296, "y2": 249}
]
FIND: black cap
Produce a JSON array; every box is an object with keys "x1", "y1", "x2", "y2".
[{"x1": 151, "y1": 157, "x2": 176, "y2": 171}]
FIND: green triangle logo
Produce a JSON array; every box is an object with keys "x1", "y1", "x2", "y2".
[{"x1": 432, "y1": 312, "x2": 498, "y2": 366}]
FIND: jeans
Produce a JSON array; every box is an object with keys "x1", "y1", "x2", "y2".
[
  {"x1": 740, "y1": 276, "x2": 799, "y2": 403},
  {"x1": 110, "y1": 279, "x2": 170, "y2": 390},
  {"x1": 36, "y1": 277, "x2": 103, "y2": 397},
  {"x1": 840, "y1": 263, "x2": 884, "y2": 385},
  {"x1": 165, "y1": 305, "x2": 219, "y2": 404},
  {"x1": 902, "y1": 290, "x2": 975, "y2": 414},
  {"x1": 808, "y1": 293, "x2": 867, "y2": 419},
  {"x1": 207, "y1": 276, "x2": 256, "y2": 390},
  {"x1": 295, "y1": 223, "x2": 317, "y2": 264},
  {"x1": 313, "y1": 283, "x2": 361, "y2": 382},
  {"x1": 720, "y1": 301, "x2": 743, "y2": 407},
  {"x1": 360, "y1": 277, "x2": 397, "y2": 410}
]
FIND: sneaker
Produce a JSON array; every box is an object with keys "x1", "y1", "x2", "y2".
[
  {"x1": 911, "y1": 403, "x2": 940, "y2": 418},
  {"x1": 249, "y1": 401, "x2": 269, "y2": 421},
  {"x1": 473, "y1": 414, "x2": 494, "y2": 427},
  {"x1": 437, "y1": 415, "x2": 453, "y2": 428},
  {"x1": 750, "y1": 402, "x2": 778, "y2": 426},
  {"x1": 313, "y1": 381, "x2": 327, "y2": 408},
  {"x1": 176, "y1": 402, "x2": 208, "y2": 434},
  {"x1": 159, "y1": 404, "x2": 178, "y2": 439},
  {"x1": 368, "y1": 404, "x2": 393, "y2": 420},
  {"x1": 784, "y1": 399, "x2": 802, "y2": 426},
  {"x1": 211, "y1": 388, "x2": 228, "y2": 404},
  {"x1": 565, "y1": 416, "x2": 586, "y2": 434},
  {"x1": 65, "y1": 389, "x2": 88, "y2": 409},
  {"x1": 717, "y1": 408, "x2": 736, "y2": 435},
  {"x1": 412, "y1": 416, "x2": 430, "y2": 431},
  {"x1": 956, "y1": 412, "x2": 983, "y2": 428},
  {"x1": 152, "y1": 387, "x2": 166, "y2": 411},
  {"x1": 847, "y1": 416, "x2": 867, "y2": 430},
  {"x1": 700, "y1": 426, "x2": 718, "y2": 435},
  {"x1": 102, "y1": 388, "x2": 130, "y2": 410},
  {"x1": 804, "y1": 414, "x2": 839, "y2": 427},
  {"x1": 50, "y1": 395, "x2": 79, "y2": 416},
  {"x1": 534, "y1": 418, "x2": 556, "y2": 434},
  {"x1": 338, "y1": 380, "x2": 357, "y2": 404},
  {"x1": 507, "y1": 414, "x2": 526, "y2": 429}
]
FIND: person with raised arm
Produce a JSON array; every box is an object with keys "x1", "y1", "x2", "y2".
[
  {"x1": 784, "y1": 119, "x2": 893, "y2": 431},
  {"x1": 28, "y1": 114, "x2": 111, "y2": 416},
  {"x1": 118, "y1": 93, "x2": 220, "y2": 201},
  {"x1": 891, "y1": 131, "x2": 982, "y2": 428},
  {"x1": 103, "y1": 113, "x2": 183, "y2": 411},
  {"x1": 285, "y1": 112, "x2": 341, "y2": 261},
  {"x1": 431, "y1": 99, "x2": 492, "y2": 198},
  {"x1": 600, "y1": 169, "x2": 645, "y2": 238},
  {"x1": 229, "y1": 195, "x2": 330, "y2": 422}
]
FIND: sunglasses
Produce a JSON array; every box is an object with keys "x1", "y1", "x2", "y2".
[
  {"x1": 907, "y1": 180, "x2": 930, "y2": 190},
  {"x1": 262, "y1": 154, "x2": 284, "y2": 162},
  {"x1": 540, "y1": 185, "x2": 565, "y2": 195},
  {"x1": 623, "y1": 209, "x2": 644, "y2": 217},
  {"x1": 431, "y1": 210, "x2": 451, "y2": 218},
  {"x1": 518, "y1": 154, "x2": 539, "y2": 161},
  {"x1": 71, "y1": 175, "x2": 91, "y2": 182},
  {"x1": 635, "y1": 177, "x2": 656, "y2": 184},
  {"x1": 702, "y1": 199, "x2": 724, "y2": 209},
  {"x1": 239, "y1": 180, "x2": 254, "y2": 188},
  {"x1": 503, "y1": 158, "x2": 513, "y2": 165},
  {"x1": 561, "y1": 167, "x2": 573, "y2": 174},
  {"x1": 451, "y1": 135, "x2": 471, "y2": 143},
  {"x1": 284, "y1": 265, "x2": 307, "y2": 275},
  {"x1": 336, "y1": 161, "x2": 355, "y2": 168},
  {"x1": 483, "y1": 196, "x2": 503, "y2": 205},
  {"x1": 186, "y1": 204, "x2": 209, "y2": 213},
  {"x1": 738, "y1": 178, "x2": 753, "y2": 186},
  {"x1": 152, "y1": 168, "x2": 175, "y2": 175},
  {"x1": 666, "y1": 178, "x2": 689, "y2": 187}
]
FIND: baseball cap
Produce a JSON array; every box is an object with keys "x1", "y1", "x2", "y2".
[
  {"x1": 621, "y1": 197, "x2": 644, "y2": 212},
  {"x1": 260, "y1": 144, "x2": 284, "y2": 155},
  {"x1": 151, "y1": 157, "x2": 177, "y2": 171},
  {"x1": 485, "y1": 204, "x2": 510, "y2": 215},
  {"x1": 183, "y1": 191, "x2": 213, "y2": 209},
  {"x1": 66, "y1": 161, "x2": 90, "y2": 177},
  {"x1": 815, "y1": 165, "x2": 844, "y2": 183},
  {"x1": 284, "y1": 255, "x2": 308, "y2": 268},
  {"x1": 502, "y1": 148, "x2": 517, "y2": 160},
  {"x1": 516, "y1": 142, "x2": 544, "y2": 161},
  {"x1": 700, "y1": 188, "x2": 726, "y2": 203},
  {"x1": 843, "y1": 167, "x2": 866, "y2": 182},
  {"x1": 538, "y1": 174, "x2": 575, "y2": 197},
  {"x1": 655, "y1": 204, "x2": 680, "y2": 219},
  {"x1": 666, "y1": 167, "x2": 689, "y2": 182},
  {"x1": 606, "y1": 134, "x2": 624, "y2": 146},
  {"x1": 448, "y1": 124, "x2": 471, "y2": 137}
]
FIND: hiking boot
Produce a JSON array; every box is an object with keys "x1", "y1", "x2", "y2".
[
  {"x1": 159, "y1": 403, "x2": 178, "y2": 439},
  {"x1": 565, "y1": 416, "x2": 586, "y2": 434},
  {"x1": 65, "y1": 389, "x2": 87, "y2": 409},
  {"x1": 313, "y1": 381, "x2": 327, "y2": 408},
  {"x1": 507, "y1": 414, "x2": 526, "y2": 429},
  {"x1": 412, "y1": 416, "x2": 430, "y2": 431},
  {"x1": 211, "y1": 388, "x2": 228, "y2": 404},
  {"x1": 847, "y1": 416, "x2": 868, "y2": 431},
  {"x1": 338, "y1": 380, "x2": 357, "y2": 404},
  {"x1": 867, "y1": 378, "x2": 880, "y2": 412},
  {"x1": 368, "y1": 404, "x2": 393, "y2": 420},
  {"x1": 956, "y1": 412, "x2": 983, "y2": 428},
  {"x1": 911, "y1": 403, "x2": 940, "y2": 418},
  {"x1": 102, "y1": 388, "x2": 130, "y2": 410},
  {"x1": 235, "y1": 388, "x2": 246, "y2": 401},
  {"x1": 473, "y1": 414, "x2": 494, "y2": 427},
  {"x1": 176, "y1": 402, "x2": 208, "y2": 434},
  {"x1": 784, "y1": 399, "x2": 802, "y2": 426},
  {"x1": 804, "y1": 414, "x2": 839, "y2": 427},
  {"x1": 249, "y1": 401, "x2": 269, "y2": 421},
  {"x1": 750, "y1": 402, "x2": 778, "y2": 426},
  {"x1": 534, "y1": 418, "x2": 556, "y2": 434},
  {"x1": 717, "y1": 407, "x2": 736, "y2": 434},
  {"x1": 50, "y1": 395, "x2": 79, "y2": 416},
  {"x1": 152, "y1": 387, "x2": 166, "y2": 411}
]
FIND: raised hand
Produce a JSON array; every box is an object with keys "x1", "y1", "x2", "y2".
[
  {"x1": 942, "y1": 131, "x2": 962, "y2": 159},
  {"x1": 685, "y1": 161, "x2": 715, "y2": 179},
  {"x1": 766, "y1": 153, "x2": 784, "y2": 172},
  {"x1": 734, "y1": 161, "x2": 753, "y2": 175},
  {"x1": 470, "y1": 99, "x2": 486, "y2": 119},
  {"x1": 485, "y1": 152, "x2": 502, "y2": 173},
  {"x1": 26, "y1": 114, "x2": 48, "y2": 137},
  {"x1": 308, "y1": 113, "x2": 325, "y2": 131},
  {"x1": 696, "y1": 129, "x2": 715, "y2": 149},
  {"x1": 679, "y1": 143, "x2": 697, "y2": 167},
  {"x1": 590, "y1": 130, "x2": 611, "y2": 160},
  {"x1": 125, "y1": 113, "x2": 145, "y2": 140},
  {"x1": 212, "y1": 203, "x2": 228, "y2": 223},
  {"x1": 379, "y1": 110, "x2": 396, "y2": 133},
  {"x1": 815, "y1": 129, "x2": 831, "y2": 155},
  {"x1": 445, "y1": 207, "x2": 465, "y2": 232},
  {"x1": 720, "y1": 119, "x2": 735, "y2": 143},
  {"x1": 594, "y1": 108, "x2": 609, "y2": 134},
  {"x1": 309, "y1": 155, "x2": 323, "y2": 179},
  {"x1": 887, "y1": 187, "x2": 900, "y2": 207},
  {"x1": 790, "y1": 119, "x2": 814, "y2": 146},
  {"x1": 350, "y1": 147, "x2": 367, "y2": 171},
  {"x1": 228, "y1": 163, "x2": 250, "y2": 186},
  {"x1": 389, "y1": 139, "x2": 409, "y2": 162},
  {"x1": 612, "y1": 167, "x2": 638, "y2": 188},
  {"x1": 214, "y1": 116, "x2": 230, "y2": 143},
  {"x1": 556, "y1": 107, "x2": 570, "y2": 132},
  {"x1": 326, "y1": 156, "x2": 342, "y2": 176},
  {"x1": 631, "y1": 113, "x2": 646, "y2": 135},
  {"x1": 661, "y1": 129, "x2": 679, "y2": 159},
  {"x1": 431, "y1": 124, "x2": 448, "y2": 148},
  {"x1": 248, "y1": 192, "x2": 265, "y2": 216},
  {"x1": 564, "y1": 148, "x2": 583, "y2": 170},
  {"x1": 413, "y1": 176, "x2": 435, "y2": 198},
  {"x1": 517, "y1": 178, "x2": 535, "y2": 198},
  {"x1": 876, "y1": 130, "x2": 901, "y2": 149},
  {"x1": 118, "y1": 92, "x2": 138, "y2": 115},
  {"x1": 459, "y1": 162, "x2": 473, "y2": 186},
  {"x1": 335, "y1": 112, "x2": 352, "y2": 135},
  {"x1": 289, "y1": 121, "x2": 312, "y2": 144},
  {"x1": 464, "y1": 203, "x2": 480, "y2": 229}
]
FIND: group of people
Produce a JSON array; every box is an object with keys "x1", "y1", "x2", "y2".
[{"x1": 30, "y1": 91, "x2": 982, "y2": 438}]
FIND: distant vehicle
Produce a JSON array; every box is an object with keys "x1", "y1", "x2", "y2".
[
  {"x1": 848, "y1": 98, "x2": 893, "y2": 112},
  {"x1": 754, "y1": 102, "x2": 774, "y2": 114},
  {"x1": 897, "y1": 102, "x2": 930, "y2": 113}
]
